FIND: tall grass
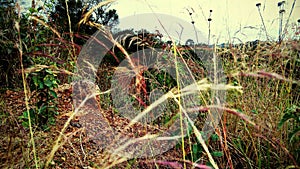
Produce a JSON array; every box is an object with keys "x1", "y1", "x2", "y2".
[{"x1": 0, "y1": 0, "x2": 299, "y2": 168}]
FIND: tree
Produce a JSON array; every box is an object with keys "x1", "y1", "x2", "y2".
[{"x1": 50, "y1": 0, "x2": 119, "y2": 36}]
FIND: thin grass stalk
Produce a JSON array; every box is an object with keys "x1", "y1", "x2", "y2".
[
  {"x1": 187, "y1": 8, "x2": 199, "y2": 44},
  {"x1": 79, "y1": 0, "x2": 115, "y2": 27},
  {"x1": 171, "y1": 94, "x2": 219, "y2": 169},
  {"x1": 172, "y1": 43, "x2": 187, "y2": 168},
  {"x1": 208, "y1": 10, "x2": 212, "y2": 45},
  {"x1": 208, "y1": 20, "x2": 211, "y2": 45},
  {"x1": 281, "y1": 0, "x2": 297, "y2": 40},
  {"x1": 278, "y1": 1, "x2": 285, "y2": 42},
  {"x1": 279, "y1": 9, "x2": 283, "y2": 42},
  {"x1": 188, "y1": 5, "x2": 216, "y2": 111},
  {"x1": 221, "y1": 114, "x2": 234, "y2": 169},
  {"x1": 149, "y1": 158, "x2": 213, "y2": 169},
  {"x1": 15, "y1": 3, "x2": 39, "y2": 168},
  {"x1": 187, "y1": 120, "x2": 194, "y2": 163},
  {"x1": 256, "y1": 3, "x2": 269, "y2": 40},
  {"x1": 187, "y1": 106, "x2": 257, "y2": 129},
  {"x1": 65, "y1": 0, "x2": 77, "y2": 61},
  {"x1": 29, "y1": 16, "x2": 61, "y2": 38}
]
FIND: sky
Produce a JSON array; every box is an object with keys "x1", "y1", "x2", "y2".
[
  {"x1": 19, "y1": 0, "x2": 300, "y2": 44},
  {"x1": 108, "y1": 0, "x2": 300, "y2": 44}
]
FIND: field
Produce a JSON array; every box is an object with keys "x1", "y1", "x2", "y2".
[{"x1": 0, "y1": 1, "x2": 299, "y2": 169}]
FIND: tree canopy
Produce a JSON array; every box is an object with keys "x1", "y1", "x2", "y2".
[{"x1": 50, "y1": 0, "x2": 119, "y2": 35}]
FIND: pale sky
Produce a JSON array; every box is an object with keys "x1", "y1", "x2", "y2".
[
  {"x1": 108, "y1": 0, "x2": 300, "y2": 44},
  {"x1": 19, "y1": 0, "x2": 300, "y2": 44}
]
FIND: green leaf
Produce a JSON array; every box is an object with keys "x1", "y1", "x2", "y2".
[
  {"x1": 39, "y1": 105, "x2": 48, "y2": 114},
  {"x1": 20, "y1": 109, "x2": 35, "y2": 121},
  {"x1": 48, "y1": 117, "x2": 56, "y2": 125},
  {"x1": 251, "y1": 109, "x2": 258, "y2": 114},
  {"x1": 192, "y1": 144, "x2": 202, "y2": 160},
  {"x1": 39, "y1": 80, "x2": 44, "y2": 89},
  {"x1": 237, "y1": 108, "x2": 243, "y2": 113},
  {"x1": 289, "y1": 127, "x2": 300, "y2": 142},
  {"x1": 28, "y1": 7, "x2": 37, "y2": 13},
  {"x1": 278, "y1": 112, "x2": 294, "y2": 128},
  {"x1": 206, "y1": 161, "x2": 213, "y2": 168},
  {"x1": 44, "y1": 77, "x2": 53, "y2": 87},
  {"x1": 19, "y1": 111, "x2": 28, "y2": 119},
  {"x1": 49, "y1": 90, "x2": 57, "y2": 98},
  {"x1": 42, "y1": 125, "x2": 50, "y2": 131},
  {"x1": 28, "y1": 109, "x2": 36, "y2": 119},
  {"x1": 32, "y1": 76, "x2": 39, "y2": 86},
  {"x1": 52, "y1": 82, "x2": 58, "y2": 88},
  {"x1": 187, "y1": 122, "x2": 193, "y2": 135},
  {"x1": 211, "y1": 134, "x2": 219, "y2": 141},
  {"x1": 192, "y1": 144, "x2": 199, "y2": 153},
  {"x1": 45, "y1": 69, "x2": 53, "y2": 74},
  {"x1": 22, "y1": 121, "x2": 29, "y2": 128},
  {"x1": 211, "y1": 151, "x2": 223, "y2": 157}
]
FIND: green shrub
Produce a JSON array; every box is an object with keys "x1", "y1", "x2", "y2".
[{"x1": 19, "y1": 66, "x2": 59, "y2": 131}]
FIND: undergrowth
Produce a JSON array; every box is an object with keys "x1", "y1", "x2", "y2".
[{"x1": 0, "y1": 0, "x2": 299, "y2": 169}]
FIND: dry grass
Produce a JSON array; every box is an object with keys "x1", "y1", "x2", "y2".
[{"x1": 0, "y1": 0, "x2": 299, "y2": 168}]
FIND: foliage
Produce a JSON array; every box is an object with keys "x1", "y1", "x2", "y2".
[
  {"x1": 184, "y1": 130, "x2": 223, "y2": 165},
  {"x1": 0, "y1": 1, "x2": 22, "y2": 88},
  {"x1": 50, "y1": 0, "x2": 119, "y2": 37},
  {"x1": 279, "y1": 105, "x2": 300, "y2": 141},
  {"x1": 218, "y1": 39, "x2": 300, "y2": 167},
  {"x1": 279, "y1": 104, "x2": 300, "y2": 161},
  {"x1": 0, "y1": 1, "x2": 53, "y2": 88},
  {"x1": 19, "y1": 66, "x2": 59, "y2": 131}
]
